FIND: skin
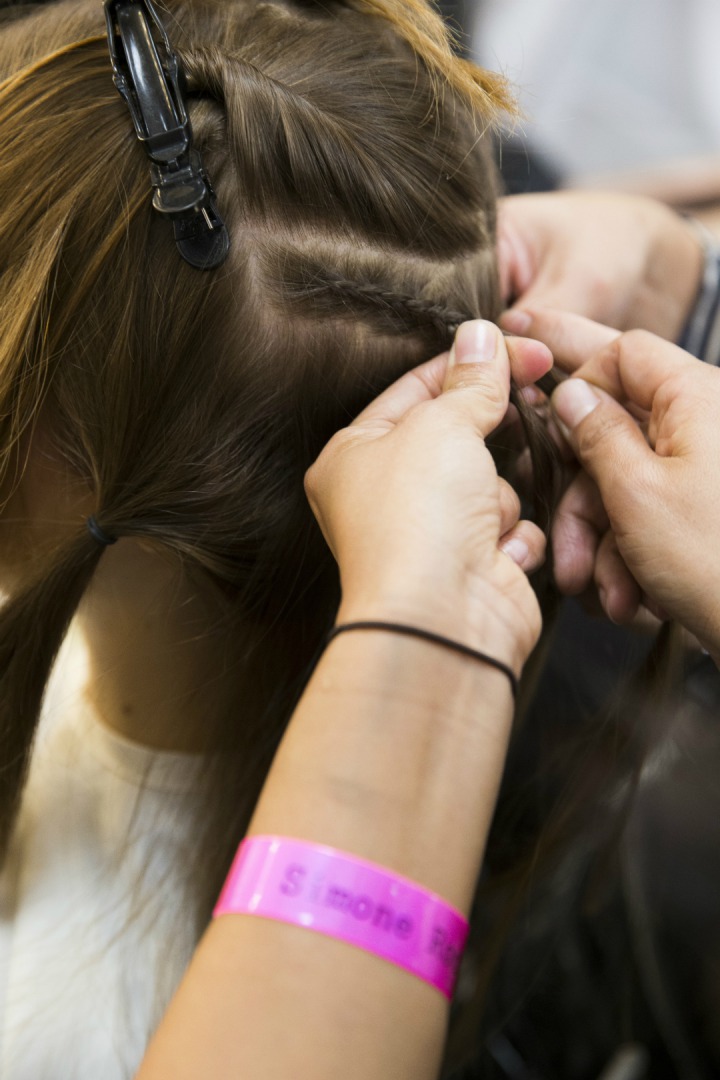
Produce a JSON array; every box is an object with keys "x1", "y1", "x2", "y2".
[
  {"x1": 497, "y1": 191, "x2": 704, "y2": 341},
  {"x1": 308, "y1": 321, "x2": 551, "y2": 672},
  {"x1": 495, "y1": 189, "x2": 720, "y2": 640},
  {"x1": 138, "y1": 322, "x2": 551, "y2": 1079},
  {"x1": 0, "y1": 433, "x2": 244, "y2": 752},
  {"x1": 508, "y1": 307, "x2": 720, "y2": 662}
]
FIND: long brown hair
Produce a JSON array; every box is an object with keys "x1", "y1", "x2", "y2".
[{"x1": 0, "y1": 0, "x2": 537, "y2": 926}]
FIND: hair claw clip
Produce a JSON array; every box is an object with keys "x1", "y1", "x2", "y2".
[{"x1": 104, "y1": 0, "x2": 230, "y2": 270}]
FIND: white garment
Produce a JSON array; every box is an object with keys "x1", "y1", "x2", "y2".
[
  {"x1": 473, "y1": 0, "x2": 720, "y2": 180},
  {"x1": 0, "y1": 632, "x2": 204, "y2": 1079}
]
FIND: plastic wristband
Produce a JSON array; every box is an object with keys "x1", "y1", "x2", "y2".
[{"x1": 213, "y1": 835, "x2": 469, "y2": 998}]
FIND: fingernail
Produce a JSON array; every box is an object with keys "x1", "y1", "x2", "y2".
[
  {"x1": 499, "y1": 309, "x2": 532, "y2": 335},
  {"x1": 450, "y1": 320, "x2": 499, "y2": 367},
  {"x1": 598, "y1": 586, "x2": 617, "y2": 624},
  {"x1": 500, "y1": 537, "x2": 529, "y2": 567},
  {"x1": 604, "y1": 591, "x2": 621, "y2": 626},
  {"x1": 552, "y1": 379, "x2": 600, "y2": 430}
]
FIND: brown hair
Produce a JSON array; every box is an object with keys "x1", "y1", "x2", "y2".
[{"x1": 0, "y1": 0, "x2": 534, "y2": 918}]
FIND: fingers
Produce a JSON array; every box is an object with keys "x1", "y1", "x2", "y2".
[
  {"x1": 504, "y1": 334, "x2": 554, "y2": 387},
  {"x1": 497, "y1": 201, "x2": 536, "y2": 304},
  {"x1": 500, "y1": 308, "x2": 620, "y2": 373},
  {"x1": 594, "y1": 531, "x2": 642, "y2": 624},
  {"x1": 497, "y1": 477, "x2": 521, "y2": 538},
  {"x1": 500, "y1": 309, "x2": 700, "y2": 417},
  {"x1": 497, "y1": 195, "x2": 594, "y2": 315},
  {"x1": 496, "y1": 474, "x2": 545, "y2": 575},
  {"x1": 552, "y1": 470, "x2": 608, "y2": 594},
  {"x1": 495, "y1": 476, "x2": 546, "y2": 573},
  {"x1": 352, "y1": 321, "x2": 552, "y2": 433},
  {"x1": 500, "y1": 520, "x2": 546, "y2": 574},
  {"x1": 565, "y1": 329, "x2": 698, "y2": 415},
  {"x1": 552, "y1": 468, "x2": 642, "y2": 620},
  {"x1": 551, "y1": 379, "x2": 654, "y2": 499},
  {"x1": 351, "y1": 351, "x2": 448, "y2": 428},
  {"x1": 440, "y1": 321, "x2": 513, "y2": 436}
]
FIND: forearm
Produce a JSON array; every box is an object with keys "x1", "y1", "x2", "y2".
[
  {"x1": 251, "y1": 624, "x2": 513, "y2": 904},
  {"x1": 137, "y1": 623, "x2": 515, "y2": 1080}
]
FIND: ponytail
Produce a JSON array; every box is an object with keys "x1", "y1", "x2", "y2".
[{"x1": 0, "y1": 530, "x2": 104, "y2": 856}]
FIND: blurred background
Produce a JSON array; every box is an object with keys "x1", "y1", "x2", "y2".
[
  {"x1": 444, "y1": 0, "x2": 720, "y2": 231},
  {"x1": 428, "y1": 12, "x2": 720, "y2": 1076}
]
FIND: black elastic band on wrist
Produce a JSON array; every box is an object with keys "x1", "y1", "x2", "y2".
[
  {"x1": 87, "y1": 516, "x2": 118, "y2": 548},
  {"x1": 326, "y1": 621, "x2": 518, "y2": 698}
]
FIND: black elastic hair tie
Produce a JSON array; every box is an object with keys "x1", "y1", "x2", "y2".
[
  {"x1": 326, "y1": 621, "x2": 519, "y2": 698},
  {"x1": 87, "y1": 516, "x2": 118, "y2": 548},
  {"x1": 104, "y1": 0, "x2": 230, "y2": 270}
]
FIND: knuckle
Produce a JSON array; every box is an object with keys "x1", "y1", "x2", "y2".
[
  {"x1": 303, "y1": 462, "x2": 319, "y2": 500},
  {"x1": 612, "y1": 329, "x2": 663, "y2": 386},
  {"x1": 619, "y1": 328, "x2": 654, "y2": 355},
  {"x1": 575, "y1": 407, "x2": 623, "y2": 458},
  {"x1": 303, "y1": 429, "x2": 348, "y2": 497},
  {"x1": 439, "y1": 386, "x2": 507, "y2": 434},
  {"x1": 449, "y1": 374, "x2": 507, "y2": 410},
  {"x1": 499, "y1": 479, "x2": 521, "y2": 518},
  {"x1": 476, "y1": 381, "x2": 510, "y2": 422}
]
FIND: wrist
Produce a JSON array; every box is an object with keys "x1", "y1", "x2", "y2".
[
  {"x1": 253, "y1": 625, "x2": 516, "y2": 907},
  {"x1": 337, "y1": 573, "x2": 538, "y2": 679}
]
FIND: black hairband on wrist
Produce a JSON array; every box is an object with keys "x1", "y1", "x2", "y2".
[
  {"x1": 326, "y1": 621, "x2": 519, "y2": 697},
  {"x1": 104, "y1": 0, "x2": 230, "y2": 270}
]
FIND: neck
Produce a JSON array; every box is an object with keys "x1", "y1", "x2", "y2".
[
  {"x1": 1, "y1": 430, "x2": 251, "y2": 754},
  {"x1": 77, "y1": 541, "x2": 241, "y2": 753}
]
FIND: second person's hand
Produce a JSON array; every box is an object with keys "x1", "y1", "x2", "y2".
[
  {"x1": 530, "y1": 311, "x2": 720, "y2": 659},
  {"x1": 498, "y1": 191, "x2": 704, "y2": 343}
]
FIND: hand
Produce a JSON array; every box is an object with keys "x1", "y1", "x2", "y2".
[
  {"x1": 305, "y1": 322, "x2": 552, "y2": 674},
  {"x1": 526, "y1": 310, "x2": 720, "y2": 658},
  {"x1": 497, "y1": 192, "x2": 704, "y2": 342}
]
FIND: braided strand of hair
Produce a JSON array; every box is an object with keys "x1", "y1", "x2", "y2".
[{"x1": 318, "y1": 271, "x2": 473, "y2": 337}]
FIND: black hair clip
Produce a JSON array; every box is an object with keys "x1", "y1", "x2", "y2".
[{"x1": 104, "y1": 0, "x2": 230, "y2": 270}]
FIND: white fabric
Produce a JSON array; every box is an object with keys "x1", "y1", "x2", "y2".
[
  {"x1": 473, "y1": 0, "x2": 720, "y2": 180},
  {"x1": 0, "y1": 629, "x2": 204, "y2": 1079}
]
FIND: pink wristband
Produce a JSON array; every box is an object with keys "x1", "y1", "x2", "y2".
[{"x1": 213, "y1": 835, "x2": 469, "y2": 998}]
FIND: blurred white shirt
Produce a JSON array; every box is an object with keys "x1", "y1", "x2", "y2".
[
  {"x1": 473, "y1": 0, "x2": 720, "y2": 181},
  {"x1": 0, "y1": 629, "x2": 203, "y2": 1079}
]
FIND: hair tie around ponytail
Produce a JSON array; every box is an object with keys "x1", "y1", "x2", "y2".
[{"x1": 87, "y1": 517, "x2": 117, "y2": 548}]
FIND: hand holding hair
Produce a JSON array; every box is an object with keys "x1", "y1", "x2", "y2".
[
  {"x1": 520, "y1": 309, "x2": 720, "y2": 658},
  {"x1": 498, "y1": 191, "x2": 704, "y2": 342},
  {"x1": 305, "y1": 319, "x2": 551, "y2": 676}
]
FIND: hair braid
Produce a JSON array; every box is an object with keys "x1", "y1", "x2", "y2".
[{"x1": 308, "y1": 271, "x2": 474, "y2": 338}]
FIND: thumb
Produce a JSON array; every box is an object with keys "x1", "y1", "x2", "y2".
[
  {"x1": 442, "y1": 320, "x2": 511, "y2": 437},
  {"x1": 551, "y1": 378, "x2": 654, "y2": 499}
]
